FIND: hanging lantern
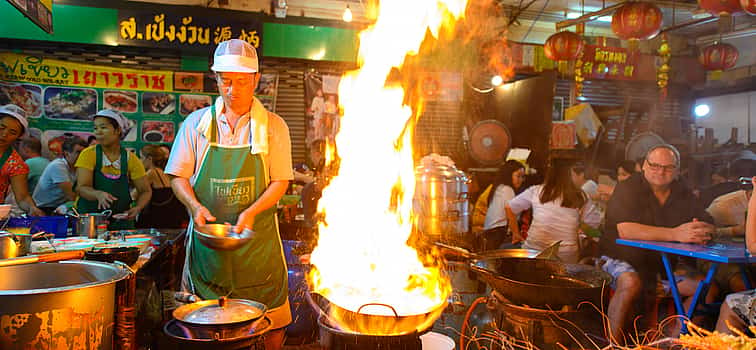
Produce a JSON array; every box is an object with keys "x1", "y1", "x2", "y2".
[
  {"x1": 698, "y1": 0, "x2": 744, "y2": 16},
  {"x1": 656, "y1": 35, "x2": 671, "y2": 101},
  {"x1": 611, "y1": 2, "x2": 663, "y2": 50},
  {"x1": 698, "y1": 42, "x2": 739, "y2": 71},
  {"x1": 740, "y1": 0, "x2": 756, "y2": 15},
  {"x1": 544, "y1": 31, "x2": 584, "y2": 61}
]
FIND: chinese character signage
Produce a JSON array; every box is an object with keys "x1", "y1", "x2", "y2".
[
  {"x1": 580, "y1": 45, "x2": 639, "y2": 80},
  {"x1": 117, "y1": 9, "x2": 262, "y2": 52},
  {"x1": 6, "y1": 0, "x2": 53, "y2": 34}
]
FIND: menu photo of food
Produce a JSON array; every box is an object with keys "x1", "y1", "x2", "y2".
[
  {"x1": 43, "y1": 87, "x2": 97, "y2": 120},
  {"x1": 142, "y1": 92, "x2": 176, "y2": 115},
  {"x1": 0, "y1": 83, "x2": 43, "y2": 118},
  {"x1": 142, "y1": 121, "x2": 175, "y2": 143},
  {"x1": 180, "y1": 94, "x2": 213, "y2": 116},
  {"x1": 42, "y1": 130, "x2": 95, "y2": 158},
  {"x1": 104, "y1": 90, "x2": 138, "y2": 113},
  {"x1": 174, "y1": 72, "x2": 204, "y2": 92}
]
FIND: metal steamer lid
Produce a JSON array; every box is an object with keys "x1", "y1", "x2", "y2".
[
  {"x1": 416, "y1": 164, "x2": 469, "y2": 183},
  {"x1": 177, "y1": 296, "x2": 267, "y2": 325}
]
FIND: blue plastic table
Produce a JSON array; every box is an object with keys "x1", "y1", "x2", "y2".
[{"x1": 616, "y1": 238, "x2": 752, "y2": 334}]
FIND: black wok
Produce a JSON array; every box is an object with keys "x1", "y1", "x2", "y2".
[{"x1": 471, "y1": 257, "x2": 611, "y2": 308}]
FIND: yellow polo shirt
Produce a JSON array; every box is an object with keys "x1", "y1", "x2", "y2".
[{"x1": 75, "y1": 146, "x2": 146, "y2": 180}]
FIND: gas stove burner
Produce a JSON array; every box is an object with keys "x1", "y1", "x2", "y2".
[
  {"x1": 318, "y1": 316, "x2": 424, "y2": 350},
  {"x1": 485, "y1": 290, "x2": 607, "y2": 350}
]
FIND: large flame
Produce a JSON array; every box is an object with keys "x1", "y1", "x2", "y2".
[{"x1": 308, "y1": 0, "x2": 468, "y2": 335}]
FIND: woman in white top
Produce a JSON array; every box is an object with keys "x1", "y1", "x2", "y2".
[
  {"x1": 506, "y1": 158, "x2": 601, "y2": 263},
  {"x1": 480, "y1": 160, "x2": 526, "y2": 250}
]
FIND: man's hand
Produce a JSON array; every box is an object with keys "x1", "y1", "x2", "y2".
[
  {"x1": 235, "y1": 209, "x2": 256, "y2": 233},
  {"x1": 674, "y1": 219, "x2": 715, "y2": 244},
  {"x1": 96, "y1": 191, "x2": 117, "y2": 210},
  {"x1": 192, "y1": 205, "x2": 216, "y2": 226}
]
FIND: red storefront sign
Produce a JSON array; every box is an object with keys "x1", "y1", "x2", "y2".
[{"x1": 580, "y1": 45, "x2": 639, "y2": 80}]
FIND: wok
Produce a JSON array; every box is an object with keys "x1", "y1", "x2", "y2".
[
  {"x1": 471, "y1": 257, "x2": 611, "y2": 308},
  {"x1": 307, "y1": 292, "x2": 442, "y2": 336}
]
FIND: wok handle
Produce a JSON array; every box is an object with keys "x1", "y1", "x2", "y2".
[
  {"x1": 356, "y1": 303, "x2": 399, "y2": 317},
  {"x1": 0, "y1": 250, "x2": 84, "y2": 267}
]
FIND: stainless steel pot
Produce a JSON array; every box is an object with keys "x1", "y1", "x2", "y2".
[
  {"x1": 0, "y1": 232, "x2": 34, "y2": 259},
  {"x1": 72, "y1": 210, "x2": 111, "y2": 238},
  {"x1": 414, "y1": 163, "x2": 470, "y2": 237},
  {"x1": 0, "y1": 260, "x2": 131, "y2": 349}
]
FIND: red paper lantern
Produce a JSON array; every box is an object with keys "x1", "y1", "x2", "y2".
[
  {"x1": 544, "y1": 31, "x2": 584, "y2": 61},
  {"x1": 699, "y1": 0, "x2": 744, "y2": 15},
  {"x1": 611, "y1": 2, "x2": 663, "y2": 41},
  {"x1": 740, "y1": 0, "x2": 756, "y2": 15},
  {"x1": 698, "y1": 43, "x2": 739, "y2": 71}
]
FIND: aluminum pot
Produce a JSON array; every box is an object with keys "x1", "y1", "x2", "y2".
[
  {"x1": 413, "y1": 164, "x2": 470, "y2": 238},
  {"x1": 0, "y1": 260, "x2": 131, "y2": 350},
  {"x1": 172, "y1": 296, "x2": 268, "y2": 340},
  {"x1": 0, "y1": 232, "x2": 34, "y2": 259},
  {"x1": 72, "y1": 210, "x2": 111, "y2": 238}
]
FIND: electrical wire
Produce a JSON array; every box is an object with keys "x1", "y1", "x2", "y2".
[{"x1": 520, "y1": 0, "x2": 551, "y2": 42}]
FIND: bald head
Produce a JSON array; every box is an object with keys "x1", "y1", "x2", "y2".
[{"x1": 643, "y1": 144, "x2": 680, "y2": 188}]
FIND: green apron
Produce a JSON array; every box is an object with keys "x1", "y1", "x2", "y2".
[
  {"x1": 187, "y1": 104, "x2": 287, "y2": 309},
  {"x1": 76, "y1": 145, "x2": 134, "y2": 230}
]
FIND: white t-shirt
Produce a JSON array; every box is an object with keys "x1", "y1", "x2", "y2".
[
  {"x1": 483, "y1": 184, "x2": 516, "y2": 230},
  {"x1": 507, "y1": 185, "x2": 601, "y2": 263}
]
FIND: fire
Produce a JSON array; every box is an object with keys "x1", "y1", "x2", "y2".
[{"x1": 308, "y1": 0, "x2": 468, "y2": 335}]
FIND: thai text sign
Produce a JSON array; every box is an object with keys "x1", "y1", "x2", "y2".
[
  {"x1": 0, "y1": 53, "x2": 173, "y2": 92},
  {"x1": 580, "y1": 45, "x2": 639, "y2": 80},
  {"x1": 117, "y1": 9, "x2": 262, "y2": 51}
]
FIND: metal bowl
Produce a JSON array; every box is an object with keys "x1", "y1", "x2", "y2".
[{"x1": 194, "y1": 224, "x2": 255, "y2": 251}]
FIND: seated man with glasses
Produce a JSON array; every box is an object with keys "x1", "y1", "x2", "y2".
[{"x1": 598, "y1": 144, "x2": 717, "y2": 341}]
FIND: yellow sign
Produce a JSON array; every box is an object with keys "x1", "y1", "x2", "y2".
[
  {"x1": 40, "y1": 0, "x2": 52, "y2": 10},
  {"x1": 0, "y1": 53, "x2": 173, "y2": 92}
]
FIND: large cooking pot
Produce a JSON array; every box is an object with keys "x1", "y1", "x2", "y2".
[
  {"x1": 307, "y1": 292, "x2": 444, "y2": 336},
  {"x1": 413, "y1": 163, "x2": 470, "y2": 239},
  {"x1": 172, "y1": 296, "x2": 268, "y2": 340},
  {"x1": 72, "y1": 210, "x2": 112, "y2": 238},
  {"x1": 0, "y1": 260, "x2": 131, "y2": 349},
  {"x1": 471, "y1": 257, "x2": 611, "y2": 309}
]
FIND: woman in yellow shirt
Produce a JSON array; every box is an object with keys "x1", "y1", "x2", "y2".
[{"x1": 75, "y1": 109, "x2": 151, "y2": 229}]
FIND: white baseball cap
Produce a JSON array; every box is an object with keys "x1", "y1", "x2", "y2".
[
  {"x1": 93, "y1": 109, "x2": 130, "y2": 139},
  {"x1": 0, "y1": 104, "x2": 28, "y2": 136},
  {"x1": 211, "y1": 39, "x2": 259, "y2": 73}
]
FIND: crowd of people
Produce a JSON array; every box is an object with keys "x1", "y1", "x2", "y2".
[
  {"x1": 472, "y1": 145, "x2": 756, "y2": 342},
  {"x1": 0, "y1": 104, "x2": 187, "y2": 229}
]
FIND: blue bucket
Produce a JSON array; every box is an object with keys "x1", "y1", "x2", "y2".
[{"x1": 7, "y1": 216, "x2": 70, "y2": 238}]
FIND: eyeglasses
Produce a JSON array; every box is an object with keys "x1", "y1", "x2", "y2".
[{"x1": 645, "y1": 161, "x2": 677, "y2": 173}]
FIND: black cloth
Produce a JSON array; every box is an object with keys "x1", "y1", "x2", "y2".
[
  {"x1": 136, "y1": 187, "x2": 189, "y2": 229},
  {"x1": 599, "y1": 173, "x2": 713, "y2": 280},
  {"x1": 698, "y1": 181, "x2": 740, "y2": 208}
]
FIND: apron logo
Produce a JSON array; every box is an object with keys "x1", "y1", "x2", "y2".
[{"x1": 210, "y1": 177, "x2": 255, "y2": 207}]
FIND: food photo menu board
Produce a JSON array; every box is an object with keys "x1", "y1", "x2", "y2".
[{"x1": 0, "y1": 52, "x2": 278, "y2": 157}]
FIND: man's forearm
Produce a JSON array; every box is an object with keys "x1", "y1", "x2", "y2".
[
  {"x1": 617, "y1": 222, "x2": 675, "y2": 241},
  {"x1": 244, "y1": 180, "x2": 289, "y2": 217},
  {"x1": 170, "y1": 176, "x2": 202, "y2": 212}
]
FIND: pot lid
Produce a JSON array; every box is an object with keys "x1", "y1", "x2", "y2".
[{"x1": 175, "y1": 296, "x2": 267, "y2": 325}]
